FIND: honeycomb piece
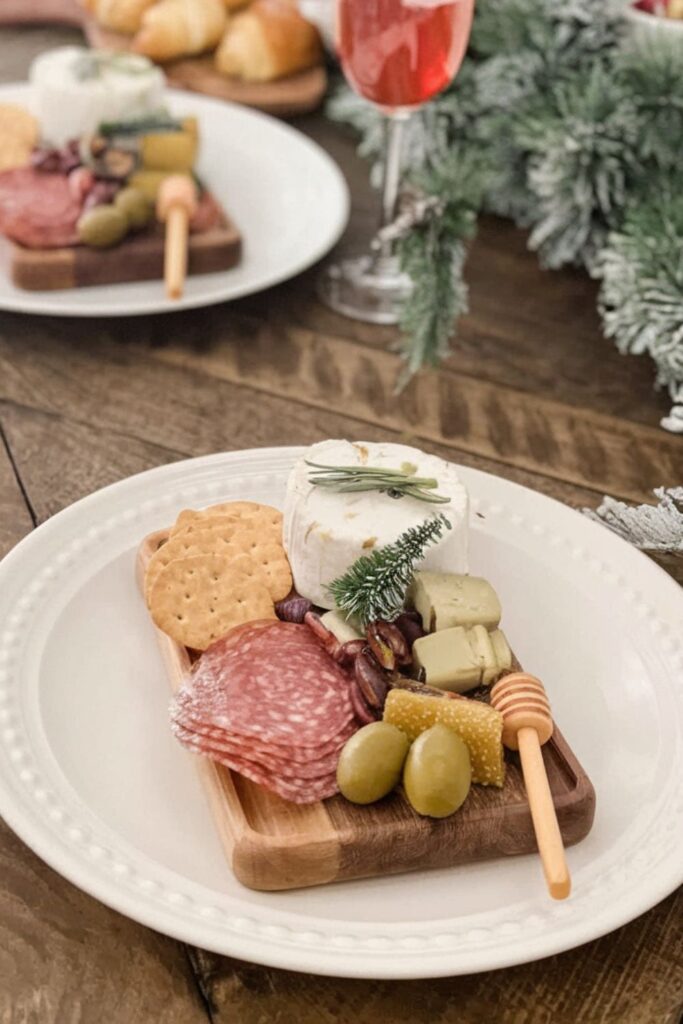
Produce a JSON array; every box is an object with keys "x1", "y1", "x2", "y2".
[{"x1": 383, "y1": 688, "x2": 505, "y2": 787}]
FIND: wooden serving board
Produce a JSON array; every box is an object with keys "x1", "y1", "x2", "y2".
[
  {"x1": 138, "y1": 530, "x2": 596, "y2": 892},
  {"x1": 0, "y1": 0, "x2": 327, "y2": 117},
  {"x1": 86, "y1": 22, "x2": 328, "y2": 118},
  {"x1": 10, "y1": 194, "x2": 241, "y2": 291}
]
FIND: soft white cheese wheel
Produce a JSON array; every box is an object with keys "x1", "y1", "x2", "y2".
[
  {"x1": 283, "y1": 440, "x2": 469, "y2": 609},
  {"x1": 29, "y1": 47, "x2": 166, "y2": 146}
]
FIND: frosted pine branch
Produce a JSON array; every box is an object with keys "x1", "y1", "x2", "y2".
[{"x1": 583, "y1": 488, "x2": 683, "y2": 553}]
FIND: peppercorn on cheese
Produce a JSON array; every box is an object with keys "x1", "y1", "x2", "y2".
[
  {"x1": 383, "y1": 688, "x2": 505, "y2": 787},
  {"x1": 283, "y1": 440, "x2": 469, "y2": 608}
]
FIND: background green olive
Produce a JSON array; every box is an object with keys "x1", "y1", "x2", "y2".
[
  {"x1": 402, "y1": 724, "x2": 471, "y2": 818},
  {"x1": 337, "y1": 722, "x2": 410, "y2": 805},
  {"x1": 114, "y1": 187, "x2": 152, "y2": 230},
  {"x1": 77, "y1": 205, "x2": 128, "y2": 249}
]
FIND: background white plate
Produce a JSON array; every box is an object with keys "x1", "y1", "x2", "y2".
[
  {"x1": 0, "y1": 84, "x2": 349, "y2": 317},
  {"x1": 0, "y1": 447, "x2": 681, "y2": 978}
]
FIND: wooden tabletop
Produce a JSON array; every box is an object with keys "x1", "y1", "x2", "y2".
[{"x1": 0, "y1": 23, "x2": 681, "y2": 1024}]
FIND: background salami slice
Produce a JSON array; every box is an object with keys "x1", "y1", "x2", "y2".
[{"x1": 0, "y1": 167, "x2": 82, "y2": 248}]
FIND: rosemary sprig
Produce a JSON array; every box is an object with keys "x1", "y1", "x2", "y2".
[
  {"x1": 306, "y1": 460, "x2": 451, "y2": 505},
  {"x1": 328, "y1": 513, "x2": 451, "y2": 627}
]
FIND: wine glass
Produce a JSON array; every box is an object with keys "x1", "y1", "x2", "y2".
[{"x1": 319, "y1": 0, "x2": 475, "y2": 324}]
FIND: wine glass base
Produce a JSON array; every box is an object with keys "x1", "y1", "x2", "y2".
[{"x1": 318, "y1": 254, "x2": 412, "y2": 325}]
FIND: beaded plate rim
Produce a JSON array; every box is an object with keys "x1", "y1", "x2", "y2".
[{"x1": 0, "y1": 446, "x2": 681, "y2": 979}]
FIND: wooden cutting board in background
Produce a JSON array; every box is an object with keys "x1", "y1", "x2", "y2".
[
  {"x1": 0, "y1": 0, "x2": 328, "y2": 116},
  {"x1": 138, "y1": 529, "x2": 596, "y2": 894},
  {"x1": 10, "y1": 196, "x2": 241, "y2": 290}
]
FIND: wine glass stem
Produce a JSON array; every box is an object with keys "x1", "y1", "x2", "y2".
[{"x1": 377, "y1": 112, "x2": 409, "y2": 261}]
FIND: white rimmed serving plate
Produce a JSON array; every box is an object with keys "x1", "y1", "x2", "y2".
[
  {"x1": 0, "y1": 446, "x2": 680, "y2": 978},
  {"x1": 0, "y1": 84, "x2": 349, "y2": 316}
]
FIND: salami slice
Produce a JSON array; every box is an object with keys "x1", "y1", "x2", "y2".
[
  {"x1": 174, "y1": 725, "x2": 339, "y2": 803},
  {"x1": 172, "y1": 723, "x2": 344, "y2": 780},
  {"x1": 0, "y1": 167, "x2": 82, "y2": 248},
  {"x1": 175, "y1": 621, "x2": 356, "y2": 747},
  {"x1": 170, "y1": 620, "x2": 359, "y2": 804},
  {"x1": 189, "y1": 190, "x2": 223, "y2": 234},
  {"x1": 172, "y1": 710, "x2": 355, "y2": 763}
]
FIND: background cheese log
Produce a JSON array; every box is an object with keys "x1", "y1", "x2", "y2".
[
  {"x1": 29, "y1": 47, "x2": 165, "y2": 147},
  {"x1": 283, "y1": 440, "x2": 469, "y2": 608},
  {"x1": 383, "y1": 688, "x2": 505, "y2": 787}
]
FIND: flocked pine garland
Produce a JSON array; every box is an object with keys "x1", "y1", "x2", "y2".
[
  {"x1": 583, "y1": 487, "x2": 683, "y2": 552},
  {"x1": 327, "y1": 0, "x2": 683, "y2": 432}
]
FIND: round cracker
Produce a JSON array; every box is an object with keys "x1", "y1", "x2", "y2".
[
  {"x1": 145, "y1": 527, "x2": 291, "y2": 605},
  {"x1": 171, "y1": 502, "x2": 283, "y2": 537},
  {"x1": 0, "y1": 104, "x2": 38, "y2": 145},
  {"x1": 205, "y1": 501, "x2": 266, "y2": 517},
  {"x1": 145, "y1": 534, "x2": 255, "y2": 606},
  {"x1": 225, "y1": 530, "x2": 292, "y2": 602},
  {"x1": 0, "y1": 137, "x2": 32, "y2": 172},
  {"x1": 170, "y1": 514, "x2": 244, "y2": 541},
  {"x1": 148, "y1": 553, "x2": 275, "y2": 651},
  {"x1": 209, "y1": 502, "x2": 283, "y2": 531}
]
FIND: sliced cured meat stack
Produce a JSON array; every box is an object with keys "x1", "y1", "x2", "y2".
[
  {"x1": 0, "y1": 167, "x2": 82, "y2": 248},
  {"x1": 170, "y1": 620, "x2": 359, "y2": 803}
]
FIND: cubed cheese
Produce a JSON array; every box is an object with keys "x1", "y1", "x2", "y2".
[
  {"x1": 320, "y1": 609, "x2": 362, "y2": 643},
  {"x1": 410, "y1": 571, "x2": 501, "y2": 632},
  {"x1": 412, "y1": 627, "x2": 481, "y2": 693},
  {"x1": 412, "y1": 624, "x2": 513, "y2": 692},
  {"x1": 490, "y1": 629, "x2": 512, "y2": 672}
]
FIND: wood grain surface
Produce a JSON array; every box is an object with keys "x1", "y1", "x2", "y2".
[{"x1": 0, "y1": 21, "x2": 681, "y2": 1024}]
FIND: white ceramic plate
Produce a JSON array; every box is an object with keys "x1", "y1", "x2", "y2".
[
  {"x1": 0, "y1": 84, "x2": 349, "y2": 317},
  {"x1": 0, "y1": 447, "x2": 681, "y2": 979}
]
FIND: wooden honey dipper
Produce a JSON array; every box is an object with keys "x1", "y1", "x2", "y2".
[
  {"x1": 157, "y1": 174, "x2": 198, "y2": 300},
  {"x1": 490, "y1": 672, "x2": 571, "y2": 900}
]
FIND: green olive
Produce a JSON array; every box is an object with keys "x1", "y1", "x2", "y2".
[
  {"x1": 114, "y1": 187, "x2": 152, "y2": 230},
  {"x1": 402, "y1": 724, "x2": 471, "y2": 818},
  {"x1": 77, "y1": 205, "x2": 128, "y2": 248},
  {"x1": 337, "y1": 722, "x2": 409, "y2": 805}
]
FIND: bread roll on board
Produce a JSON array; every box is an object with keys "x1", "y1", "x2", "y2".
[
  {"x1": 133, "y1": 0, "x2": 227, "y2": 61},
  {"x1": 81, "y1": 0, "x2": 157, "y2": 34},
  {"x1": 216, "y1": 0, "x2": 323, "y2": 82}
]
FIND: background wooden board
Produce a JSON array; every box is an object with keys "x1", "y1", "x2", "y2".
[
  {"x1": 0, "y1": 20, "x2": 681, "y2": 1024},
  {"x1": 86, "y1": 20, "x2": 328, "y2": 118},
  {"x1": 0, "y1": 0, "x2": 328, "y2": 116},
  {"x1": 10, "y1": 197, "x2": 242, "y2": 291}
]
